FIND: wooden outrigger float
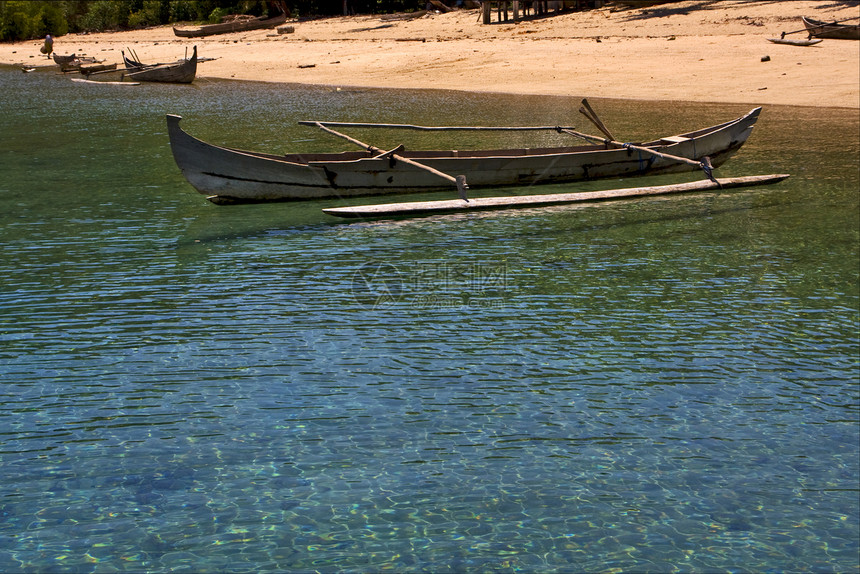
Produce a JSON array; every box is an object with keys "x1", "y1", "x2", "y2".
[
  {"x1": 167, "y1": 100, "x2": 762, "y2": 205},
  {"x1": 768, "y1": 37, "x2": 822, "y2": 46},
  {"x1": 70, "y1": 77, "x2": 139, "y2": 86},
  {"x1": 322, "y1": 175, "x2": 790, "y2": 219}
]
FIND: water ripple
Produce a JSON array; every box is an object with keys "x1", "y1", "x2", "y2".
[{"x1": 0, "y1": 71, "x2": 857, "y2": 572}]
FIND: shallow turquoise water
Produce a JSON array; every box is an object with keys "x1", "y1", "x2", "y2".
[{"x1": 0, "y1": 68, "x2": 858, "y2": 572}]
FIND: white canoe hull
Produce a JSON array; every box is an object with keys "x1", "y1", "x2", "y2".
[{"x1": 167, "y1": 108, "x2": 762, "y2": 204}]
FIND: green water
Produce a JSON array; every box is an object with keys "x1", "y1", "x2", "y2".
[{"x1": 0, "y1": 68, "x2": 858, "y2": 572}]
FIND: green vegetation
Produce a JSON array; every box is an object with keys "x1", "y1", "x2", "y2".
[
  {"x1": 1, "y1": 1, "x2": 68, "y2": 41},
  {"x1": 0, "y1": 0, "x2": 423, "y2": 41}
]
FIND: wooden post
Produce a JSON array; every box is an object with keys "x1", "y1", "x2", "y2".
[
  {"x1": 482, "y1": 1, "x2": 491, "y2": 24},
  {"x1": 513, "y1": 0, "x2": 519, "y2": 21}
]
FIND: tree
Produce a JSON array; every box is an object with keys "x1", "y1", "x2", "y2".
[{"x1": 0, "y1": 0, "x2": 425, "y2": 41}]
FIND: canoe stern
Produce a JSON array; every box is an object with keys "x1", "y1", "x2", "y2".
[{"x1": 167, "y1": 114, "x2": 334, "y2": 200}]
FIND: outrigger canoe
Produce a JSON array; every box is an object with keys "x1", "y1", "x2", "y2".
[
  {"x1": 167, "y1": 107, "x2": 762, "y2": 204},
  {"x1": 802, "y1": 16, "x2": 860, "y2": 40},
  {"x1": 127, "y1": 46, "x2": 197, "y2": 84}
]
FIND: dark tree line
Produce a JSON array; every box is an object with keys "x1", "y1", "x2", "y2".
[{"x1": 0, "y1": 0, "x2": 424, "y2": 41}]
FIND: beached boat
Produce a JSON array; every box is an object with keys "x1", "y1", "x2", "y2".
[
  {"x1": 167, "y1": 107, "x2": 762, "y2": 204},
  {"x1": 123, "y1": 47, "x2": 200, "y2": 70},
  {"x1": 122, "y1": 50, "x2": 146, "y2": 69},
  {"x1": 53, "y1": 53, "x2": 84, "y2": 72},
  {"x1": 52, "y1": 53, "x2": 77, "y2": 67},
  {"x1": 173, "y1": 13, "x2": 287, "y2": 37},
  {"x1": 802, "y1": 16, "x2": 860, "y2": 40},
  {"x1": 127, "y1": 46, "x2": 197, "y2": 83},
  {"x1": 53, "y1": 54, "x2": 106, "y2": 72}
]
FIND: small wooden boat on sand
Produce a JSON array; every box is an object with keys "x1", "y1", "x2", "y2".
[
  {"x1": 53, "y1": 53, "x2": 107, "y2": 72},
  {"x1": 126, "y1": 46, "x2": 197, "y2": 83},
  {"x1": 173, "y1": 13, "x2": 287, "y2": 37},
  {"x1": 52, "y1": 53, "x2": 77, "y2": 67},
  {"x1": 802, "y1": 16, "x2": 860, "y2": 40},
  {"x1": 167, "y1": 106, "x2": 762, "y2": 205}
]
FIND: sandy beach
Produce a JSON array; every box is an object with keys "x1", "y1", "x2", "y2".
[{"x1": 3, "y1": 1, "x2": 858, "y2": 108}]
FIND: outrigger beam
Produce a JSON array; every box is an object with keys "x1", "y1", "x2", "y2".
[
  {"x1": 572, "y1": 98, "x2": 719, "y2": 184},
  {"x1": 301, "y1": 121, "x2": 470, "y2": 201},
  {"x1": 298, "y1": 121, "x2": 579, "y2": 132},
  {"x1": 556, "y1": 127, "x2": 718, "y2": 184}
]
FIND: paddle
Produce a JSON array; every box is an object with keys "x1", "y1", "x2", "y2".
[
  {"x1": 780, "y1": 16, "x2": 859, "y2": 38},
  {"x1": 579, "y1": 98, "x2": 616, "y2": 141},
  {"x1": 301, "y1": 121, "x2": 470, "y2": 201},
  {"x1": 130, "y1": 47, "x2": 143, "y2": 66}
]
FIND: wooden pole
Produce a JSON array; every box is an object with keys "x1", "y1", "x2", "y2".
[
  {"x1": 564, "y1": 100, "x2": 712, "y2": 175},
  {"x1": 561, "y1": 126, "x2": 713, "y2": 169},
  {"x1": 84, "y1": 66, "x2": 138, "y2": 76},
  {"x1": 307, "y1": 121, "x2": 470, "y2": 200},
  {"x1": 298, "y1": 120, "x2": 577, "y2": 132},
  {"x1": 556, "y1": 126, "x2": 717, "y2": 181}
]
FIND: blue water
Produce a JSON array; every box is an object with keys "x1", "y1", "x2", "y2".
[{"x1": 0, "y1": 68, "x2": 858, "y2": 572}]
